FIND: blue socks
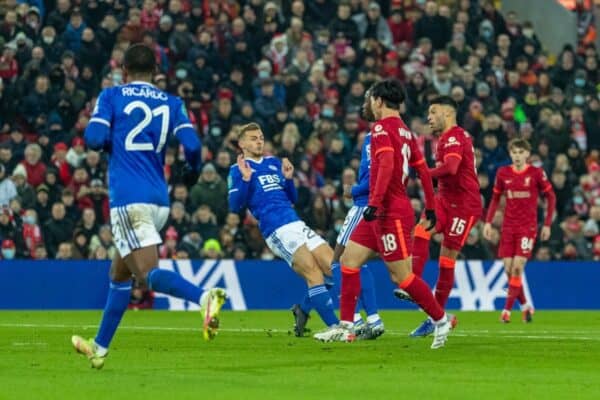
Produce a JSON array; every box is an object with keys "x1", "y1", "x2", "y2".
[
  {"x1": 95, "y1": 280, "x2": 132, "y2": 349},
  {"x1": 147, "y1": 268, "x2": 202, "y2": 304},
  {"x1": 360, "y1": 266, "x2": 379, "y2": 318},
  {"x1": 308, "y1": 284, "x2": 339, "y2": 326}
]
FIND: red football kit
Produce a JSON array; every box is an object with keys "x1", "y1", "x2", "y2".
[
  {"x1": 349, "y1": 116, "x2": 435, "y2": 261},
  {"x1": 486, "y1": 164, "x2": 556, "y2": 259},
  {"x1": 429, "y1": 126, "x2": 483, "y2": 250},
  {"x1": 341, "y1": 115, "x2": 445, "y2": 325}
]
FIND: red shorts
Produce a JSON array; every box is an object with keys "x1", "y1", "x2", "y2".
[
  {"x1": 430, "y1": 199, "x2": 480, "y2": 251},
  {"x1": 498, "y1": 227, "x2": 537, "y2": 259},
  {"x1": 349, "y1": 213, "x2": 414, "y2": 262}
]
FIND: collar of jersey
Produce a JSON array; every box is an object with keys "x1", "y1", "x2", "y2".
[
  {"x1": 246, "y1": 157, "x2": 264, "y2": 164},
  {"x1": 129, "y1": 80, "x2": 156, "y2": 87}
]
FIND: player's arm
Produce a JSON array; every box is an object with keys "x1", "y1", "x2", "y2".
[
  {"x1": 84, "y1": 89, "x2": 113, "y2": 151},
  {"x1": 429, "y1": 140, "x2": 462, "y2": 178},
  {"x1": 173, "y1": 99, "x2": 201, "y2": 172},
  {"x1": 351, "y1": 140, "x2": 370, "y2": 198},
  {"x1": 538, "y1": 170, "x2": 556, "y2": 240},
  {"x1": 409, "y1": 142, "x2": 435, "y2": 211},
  {"x1": 483, "y1": 173, "x2": 503, "y2": 240},
  {"x1": 280, "y1": 158, "x2": 298, "y2": 204},
  {"x1": 228, "y1": 159, "x2": 251, "y2": 213},
  {"x1": 365, "y1": 127, "x2": 394, "y2": 220}
]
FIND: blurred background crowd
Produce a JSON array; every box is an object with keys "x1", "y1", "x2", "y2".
[{"x1": 0, "y1": 0, "x2": 599, "y2": 263}]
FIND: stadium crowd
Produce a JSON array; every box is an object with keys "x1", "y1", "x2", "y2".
[{"x1": 0, "y1": 0, "x2": 599, "y2": 262}]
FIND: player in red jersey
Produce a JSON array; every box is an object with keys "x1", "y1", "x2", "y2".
[
  {"x1": 313, "y1": 80, "x2": 454, "y2": 349},
  {"x1": 402, "y1": 96, "x2": 483, "y2": 337},
  {"x1": 483, "y1": 138, "x2": 556, "y2": 323}
]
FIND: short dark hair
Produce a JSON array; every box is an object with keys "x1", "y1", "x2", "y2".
[
  {"x1": 123, "y1": 44, "x2": 156, "y2": 75},
  {"x1": 369, "y1": 79, "x2": 405, "y2": 109},
  {"x1": 239, "y1": 122, "x2": 262, "y2": 139},
  {"x1": 429, "y1": 96, "x2": 458, "y2": 110},
  {"x1": 508, "y1": 138, "x2": 532, "y2": 152}
]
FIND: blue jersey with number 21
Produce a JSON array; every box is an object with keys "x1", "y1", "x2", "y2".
[{"x1": 84, "y1": 81, "x2": 201, "y2": 208}]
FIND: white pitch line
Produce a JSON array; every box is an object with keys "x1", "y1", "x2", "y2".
[{"x1": 0, "y1": 323, "x2": 599, "y2": 341}]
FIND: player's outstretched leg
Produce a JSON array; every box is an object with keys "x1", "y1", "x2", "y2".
[
  {"x1": 72, "y1": 255, "x2": 131, "y2": 369},
  {"x1": 147, "y1": 268, "x2": 227, "y2": 340},
  {"x1": 356, "y1": 266, "x2": 384, "y2": 340},
  {"x1": 131, "y1": 247, "x2": 227, "y2": 341},
  {"x1": 291, "y1": 245, "x2": 339, "y2": 333},
  {"x1": 394, "y1": 224, "x2": 431, "y2": 304}
]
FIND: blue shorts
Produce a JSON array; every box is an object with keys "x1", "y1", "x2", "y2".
[{"x1": 336, "y1": 205, "x2": 366, "y2": 246}]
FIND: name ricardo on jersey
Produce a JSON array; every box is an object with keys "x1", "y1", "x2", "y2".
[{"x1": 121, "y1": 86, "x2": 168, "y2": 100}]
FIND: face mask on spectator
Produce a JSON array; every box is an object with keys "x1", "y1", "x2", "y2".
[
  {"x1": 574, "y1": 95, "x2": 585, "y2": 105},
  {"x1": 523, "y1": 29, "x2": 534, "y2": 39},
  {"x1": 532, "y1": 160, "x2": 543, "y2": 168},
  {"x1": 2, "y1": 249, "x2": 15, "y2": 259},
  {"x1": 112, "y1": 73, "x2": 123, "y2": 85},
  {"x1": 258, "y1": 70, "x2": 270, "y2": 79},
  {"x1": 482, "y1": 29, "x2": 493, "y2": 40},
  {"x1": 575, "y1": 78, "x2": 585, "y2": 87},
  {"x1": 176, "y1": 69, "x2": 187, "y2": 79},
  {"x1": 23, "y1": 215, "x2": 35, "y2": 225},
  {"x1": 322, "y1": 108, "x2": 334, "y2": 118},
  {"x1": 43, "y1": 36, "x2": 54, "y2": 44},
  {"x1": 574, "y1": 195, "x2": 584, "y2": 205}
]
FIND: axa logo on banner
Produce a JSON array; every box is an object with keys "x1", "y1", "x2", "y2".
[
  {"x1": 154, "y1": 259, "x2": 247, "y2": 311},
  {"x1": 448, "y1": 260, "x2": 534, "y2": 311}
]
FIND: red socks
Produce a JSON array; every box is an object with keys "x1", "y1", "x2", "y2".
[
  {"x1": 517, "y1": 285, "x2": 527, "y2": 305},
  {"x1": 504, "y1": 276, "x2": 522, "y2": 311},
  {"x1": 411, "y1": 225, "x2": 431, "y2": 277},
  {"x1": 340, "y1": 266, "x2": 361, "y2": 323},
  {"x1": 434, "y1": 256, "x2": 456, "y2": 309},
  {"x1": 400, "y1": 273, "x2": 445, "y2": 322}
]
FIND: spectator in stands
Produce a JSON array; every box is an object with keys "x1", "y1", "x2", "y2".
[
  {"x1": 0, "y1": 164, "x2": 16, "y2": 206},
  {"x1": 190, "y1": 163, "x2": 228, "y2": 222},
  {"x1": 21, "y1": 143, "x2": 46, "y2": 188},
  {"x1": 55, "y1": 241, "x2": 73, "y2": 259},
  {"x1": 202, "y1": 238, "x2": 223, "y2": 260},
  {"x1": 88, "y1": 224, "x2": 116, "y2": 260},
  {"x1": 43, "y1": 202, "x2": 73, "y2": 258},
  {"x1": 1, "y1": 238, "x2": 16, "y2": 260}
]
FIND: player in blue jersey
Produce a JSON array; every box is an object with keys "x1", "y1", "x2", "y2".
[
  {"x1": 71, "y1": 44, "x2": 226, "y2": 369},
  {"x1": 229, "y1": 122, "x2": 339, "y2": 333},
  {"x1": 329, "y1": 90, "x2": 383, "y2": 339}
]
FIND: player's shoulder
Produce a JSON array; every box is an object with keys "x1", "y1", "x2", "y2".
[
  {"x1": 497, "y1": 165, "x2": 511, "y2": 175},
  {"x1": 530, "y1": 164, "x2": 548, "y2": 179}
]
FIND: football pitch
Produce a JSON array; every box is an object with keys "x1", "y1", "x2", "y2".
[{"x1": 1, "y1": 311, "x2": 599, "y2": 400}]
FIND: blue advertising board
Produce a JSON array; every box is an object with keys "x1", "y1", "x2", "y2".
[{"x1": 0, "y1": 259, "x2": 597, "y2": 310}]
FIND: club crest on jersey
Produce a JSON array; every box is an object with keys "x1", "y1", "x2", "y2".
[
  {"x1": 524, "y1": 176, "x2": 531, "y2": 187},
  {"x1": 374, "y1": 124, "x2": 383, "y2": 132}
]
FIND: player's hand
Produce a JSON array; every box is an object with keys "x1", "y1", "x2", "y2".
[
  {"x1": 363, "y1": 205, "x2": 377, "y2": 221},
  {"x1": 424, "y1": 209, "x2": 436, "y2": 231},
  {"x1": 237, "y1": 154, "x2": 253, "y2": 181},
  {"x1": 281, "y1": 157, "x2": 294, "y2": 179},
  {"x1": 540, "y1": 225, "x2": 551, "y2": 241},
  {"x1": 343, "y1": 184, "x2": 353, "y2": 199},
  {"x1": 483, "y1": 223, "x2": 493, "y2": 241}
]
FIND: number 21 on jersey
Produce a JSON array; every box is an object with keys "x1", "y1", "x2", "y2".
[{"x1": 124, "y1": 101, "x2": 169, "y2": 153}]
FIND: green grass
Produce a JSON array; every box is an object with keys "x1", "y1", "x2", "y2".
[{"x1": 1, "y1": 311, "x2": 600, "y2": 400}]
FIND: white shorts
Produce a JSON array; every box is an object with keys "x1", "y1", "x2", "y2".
[
  {"x1": 336, "y1": 205, "x2": 366, "y2": 246},
  {"x1": 265, "y1": 221, "x2": 326, "y2": 266},
  {"x1": 110, "y1": 203, "x2": 170, "y2": 258}
]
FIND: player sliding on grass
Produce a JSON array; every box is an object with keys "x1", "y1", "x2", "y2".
[
  {"x1": 314, "y1": 79, "x2": 453, "y2": 349},
  {"x1": 483, "y1": 138, "x2": 556, "y2": 323},
  {"x1": 329, "y1": 89, "x2": 383, "y2": 340},
  {"x1": 72, "y1": 44, "x2": 226, "y2": 369},
  {"x1": 228, "y1": 123, "x2": 340, "y2": 334},
  {"x1": 400, "y1": 96, "x2": 481, "y2": 337}
]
